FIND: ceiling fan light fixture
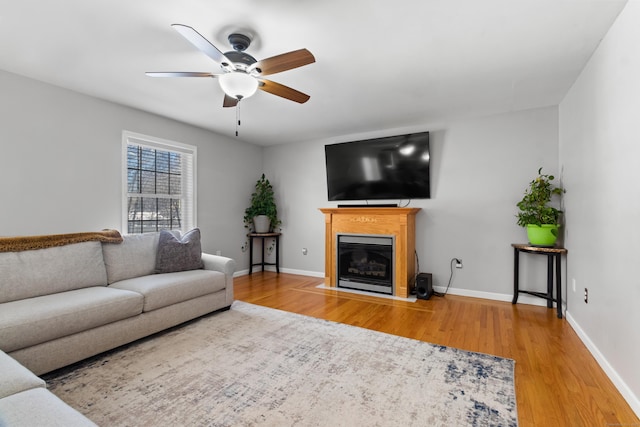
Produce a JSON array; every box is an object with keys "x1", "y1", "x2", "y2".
[{"x1": 219, "y1": 72, "x2": 258, "y2": 100}]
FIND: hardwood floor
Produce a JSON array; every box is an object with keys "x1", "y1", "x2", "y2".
[{"x1": 234, "y1": 272, "x2": 639, "y2": 427}]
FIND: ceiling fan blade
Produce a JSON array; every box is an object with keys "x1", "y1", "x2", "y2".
[
  {"x1": 171, "y1": 24, "x2": 234, "y2": 69},
  {"x1": 258, "y1": 79, "x2": 310, "y2": 104},
  {"x1": 251, "y1": 49, "x2": 315, "y2": 76},
  {"x1": 223, "y1": 94, "x2": 238, "y2": 108},
  {"x1": 145, "y1": 72, "x2": 217, "y2": 78}
]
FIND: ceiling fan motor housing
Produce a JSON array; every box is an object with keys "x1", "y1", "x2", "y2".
[{"x1": 221, "y1": 34, "x2": 257, "y2": 72}]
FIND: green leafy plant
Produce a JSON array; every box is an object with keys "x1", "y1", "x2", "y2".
[
  {"x1": 243, "y1": 174, "x2": 281, "y2": 232},
  {"x1": 516, "y1": 167, "x2": 565, "y2": 227}
]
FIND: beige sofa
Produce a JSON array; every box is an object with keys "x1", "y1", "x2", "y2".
[
  {"x1": 0, "y1": 230, "x2": 235, "y2": 375},
  {"x1": 0, "y1": 230, "x2": 235, "y2": 425}
]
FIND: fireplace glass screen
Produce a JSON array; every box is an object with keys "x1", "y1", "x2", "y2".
[{"x1": 337, "y1": 235, "x2": 393, "y2": 295}]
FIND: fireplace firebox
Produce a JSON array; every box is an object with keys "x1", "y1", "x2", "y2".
[{"x1": 337, "y1": 234, "x2": 394, "y2": 295}]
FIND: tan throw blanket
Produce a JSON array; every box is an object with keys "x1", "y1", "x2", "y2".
[{"x1": 0, "y1": 229, "x2": 123, "y2": 252}]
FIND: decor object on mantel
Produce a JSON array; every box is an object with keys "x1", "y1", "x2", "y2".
[
  {"x1": 43, "y1": 301, "x2": 518, "y2": 426},
  {"x1": 243, "y1": 174, "x2": 281, "y2": 233},
  {"x1": 516, "y1": 167, "x2": 565, "y2": 247}
]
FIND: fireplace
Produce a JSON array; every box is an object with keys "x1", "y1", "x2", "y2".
[
  {"x1": 337, "y1": 234, "x2": 394, "y2": 295},
  {"x1": 319, "y1": 207, "x2": 420, "y2": 298}
]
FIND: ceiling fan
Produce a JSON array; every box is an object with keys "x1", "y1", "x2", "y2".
[{"x1": 146, "y1": 24, "x2": 315, "y2": 107}]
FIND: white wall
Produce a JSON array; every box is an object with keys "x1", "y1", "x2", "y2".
[
  {"x1": 559, "y1": 1, "x2": 640, "y2": 414},
  {"x1": 263, "y1": 106, "x2": 559, "y2": 298},
  {"x1": 0, "y1": 69, "x2": 262, "y2": 264}
]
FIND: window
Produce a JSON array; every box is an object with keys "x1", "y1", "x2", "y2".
[{"x1": 122, "y1": 131, "x2": 196, "y2": 234}]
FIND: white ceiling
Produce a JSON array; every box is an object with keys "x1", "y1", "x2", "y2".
[{"x1": 0, "y1": 0, "x2": 627, "y2": 146}]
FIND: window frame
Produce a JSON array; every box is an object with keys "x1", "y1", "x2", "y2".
[{"x1": 122, "y1": 131, "x2": 197, "y2": 235}]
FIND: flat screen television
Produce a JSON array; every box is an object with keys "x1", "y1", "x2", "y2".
[{"x1": 325, "y1": 132, "x2": 430, "y2": 201}]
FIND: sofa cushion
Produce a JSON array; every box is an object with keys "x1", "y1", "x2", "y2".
[
  {"x1": 155, "y1": 228, "x2": 204, "y2": 274},
  {"x1": 0, "y1": 349, "x2": 45, "y2": 399},
  {"x1": 109, "y1": 269, "x2": 226, "y2": 312},
  {"x1": 0, "y1": 287, "x2": 143, "y2": 353},
  {"x1": 0, "y1": 388, "x2": 97, "y2": 426},
  {"x1": 0, "y1": 241, "x2": 108, "y2": 304},
  {"x1": 102, "y1": 232, "x2": 160, "y2": 284}
]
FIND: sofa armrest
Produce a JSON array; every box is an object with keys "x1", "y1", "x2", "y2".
[
  {"x1": 201, "y1": 253, "x2": 235, "y2": 306},
  {"x1": 201, "y1": 253, "x2": 235, "y2": 276}
]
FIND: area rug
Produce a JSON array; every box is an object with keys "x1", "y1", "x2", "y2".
[{"x1": 43, "y1": 301, "x2": 518, "y2": 426}]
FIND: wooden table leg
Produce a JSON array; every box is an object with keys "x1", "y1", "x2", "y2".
[
  {"x1": 249, "y1": 235, "x2": 254, "y2": 274},
  {"x1": 512, "y1": 247, "x2": 520, "y2": 304},
  {"x1": 546, "y1": 255, "x2": 553, "y2": 308},
  {"x1": 556, "y1": 253, "x2": 563, "y2": 319},
  {"x1": 275, "y1": 235, "x2": 280, "y2": 273}
]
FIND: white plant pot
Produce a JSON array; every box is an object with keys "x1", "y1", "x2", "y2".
[{"x1": 253, "y1": 215, "x2": 271, "y2": 233}]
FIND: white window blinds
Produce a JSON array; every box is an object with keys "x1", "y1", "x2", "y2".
[{"x1": 122, "y1": 131, "x2": 196, "y2": 234}]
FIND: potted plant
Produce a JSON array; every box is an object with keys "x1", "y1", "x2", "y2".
[
  {"x1": 516, "y1": 167, "x2": 565, "y2": 246},
  {"x1": 243, "y1": 174, "x2": 281, "y2": 233}
]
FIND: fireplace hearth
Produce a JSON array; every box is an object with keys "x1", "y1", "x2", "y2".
[{"x1": 337, "y1": 234, "x2": 394, "y2": 295}]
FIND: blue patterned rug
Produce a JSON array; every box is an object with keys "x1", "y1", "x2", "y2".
[{"x1": 44, "y1": 301, "x2": 518, "y2": 426}]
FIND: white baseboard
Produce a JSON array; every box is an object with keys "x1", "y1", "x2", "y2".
[
  {"x1": 432, "y1": 285, "x2": 558, "y2": 309},
  {"x1": 565, "y1": 311, "x2": 640, "y2": 418},
  {"x1": 279, "y1": 268, "x2": 325, "y2": 277},
  {"x1": 234, "y1": 268, "x2": 323, "y2": 277}
]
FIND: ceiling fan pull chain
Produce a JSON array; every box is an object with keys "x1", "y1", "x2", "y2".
[{"x1": 235, "y1": 101, "x2": 241, "y2": 137}]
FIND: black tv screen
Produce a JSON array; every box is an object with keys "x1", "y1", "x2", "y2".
[{"x1": 325, "y1": 132, "x2": 430, "y2": 201}]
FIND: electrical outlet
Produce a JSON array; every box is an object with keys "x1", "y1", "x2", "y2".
[
  {"x1": 302, "y1": 248, "x2": 308, "y2": 255},
  {"x1": 572, "y1": 278, "x2": 576, "y2": 292},
  {"x1": 584, "y1": 288, "x2": 588, "y2": 304},
  {"x1": 455, "y1": 258, "x2": 463, "y2": 269}
]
